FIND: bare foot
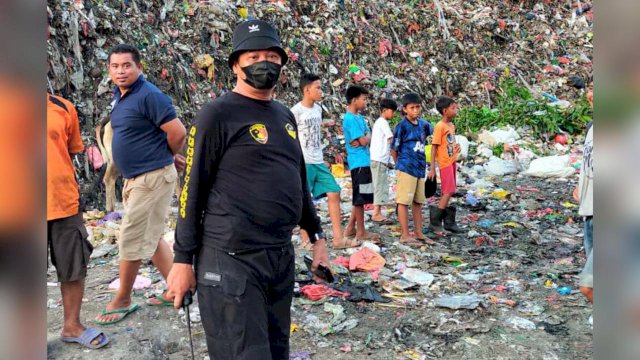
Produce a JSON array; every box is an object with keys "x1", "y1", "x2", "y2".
[
  {"x1": 414, "y1": 232, "x2": 428, "y2": 241},
  {"x1": 333, "y1": 237, "x2": 362, "y2": 249},
  {"x1": 400, "y1": 236, "x2": 422, "y2": 247},
  {"x1": 146, "y1": 292, "x2": 172, "y2": 306},
  {"x1": 371, "y1": 214, "x2": 388, "y2": 222},
  {"x1": 95, "y1": 298, "x2": 132, "y2": 323},
  {"x1": 355, "y1": 231, "x2": 382, "y2": 244},
  {"x1": 344, "y1": 226, "x2": 356, "y2": 238}
]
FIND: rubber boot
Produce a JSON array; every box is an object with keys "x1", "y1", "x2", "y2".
[
  {"x1": 428, "y1": 205, "x2": 445, "y2": 233},
  {"x1": 444, "y1": 206, "x2": 463, "y2": 233}
]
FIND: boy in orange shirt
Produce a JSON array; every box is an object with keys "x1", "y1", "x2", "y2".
[{"x1": 428, "y1": 96, "x2": 462, "y2": 233}]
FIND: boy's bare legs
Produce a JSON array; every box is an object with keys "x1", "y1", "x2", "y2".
[
  {"x1": 438, "y1": 193, "x2": 453, "y2": 209},
  {"x1": 327, "y1": 192, "x2": 344, "y2": 245},
  {"x1": 353, "y1": 205, "x2": 366, "y2": 237},
  {"x1": 412, "y1": 202, "x2": 426, "y2": 240},
  {"x1": 345, "y1": 207, "x2": 357, "y2": 237},
  {"x1": 398, "y1": 203, "x2": 412, "y2": 241},
  {"x1": 372, "y1": 205, "x2": 387, "y2": 221}
]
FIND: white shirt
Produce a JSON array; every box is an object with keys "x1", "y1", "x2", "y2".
[
  {"x1": 370, "y1": 116, "x2": 394, "y2": 164},
  {"x1": 578, "y1": 126, "x2": 593, "y2": 216},
  {"x1": 290, "y1": 102, "x2": 324, "y2": 164}
]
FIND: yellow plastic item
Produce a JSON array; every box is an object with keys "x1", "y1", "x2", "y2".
[
  {"x1": 425, "y1": 144, "x2": 432, "y2": 163},
  {"x1": 331, "y1": 163, "x2": 345, "y2": 178},
  {"x1": 238, "y1": 7, "x2": 248, "y2": 19},
  {"x1": 490, "y1": 189, "x2": 509, "y2": 199},
  {"x1": 290, "y1": 323, "x2": 299, "y2": 333}
]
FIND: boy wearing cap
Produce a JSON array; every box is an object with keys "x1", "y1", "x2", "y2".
[
  {"x1": 390, "y1": 93, "x2": 433, "y2": 246},
  {"x1": 291, "y1": 73, "x2": 348, "y2": 249},
  {"x1": 428, "y1": 96, "x2": 463, "y2": 233},
  {"x1": 167, "y1": 20, "x2": 330, "y2": 360}
]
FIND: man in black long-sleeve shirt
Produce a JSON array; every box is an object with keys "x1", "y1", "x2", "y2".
[{"x1": 166, "y1": 20, "x2": 330, "y2": 360}]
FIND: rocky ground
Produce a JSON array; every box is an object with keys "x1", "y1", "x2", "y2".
[{"x1": 47, "y1": 170, "x2": 592, "y2": 360}]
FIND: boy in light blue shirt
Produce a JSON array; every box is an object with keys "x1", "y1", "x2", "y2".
[{"x1": 341, "y1": 86, "x2": 381, "y2": 246}]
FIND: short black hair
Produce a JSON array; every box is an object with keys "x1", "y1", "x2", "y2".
[
  {"x1": 436, "y1": 96, "x2": 456, "y2": 115},
  {"x1": 108, "y1": 44, "x2": 141, "y2": 64},
  {"x1": 345, "y1": 86, "x2": 369, "y2": 104},
  {"x1": 300, "y1": 73, "x2": 321, "y2": 93},
  {"x1": 380, "y1": 98, "x2": 397, "y2": 112},
  {"x1": 401, "y1": 93, "x2": 422, "y2": 107}
]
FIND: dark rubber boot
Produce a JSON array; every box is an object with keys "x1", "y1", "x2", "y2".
[
  {"x1": 429, "y1": 205, "x2": 445, "y2": 233},
  {"x1": 444, "y1": 206, "x2": 463, "y2": 233}
]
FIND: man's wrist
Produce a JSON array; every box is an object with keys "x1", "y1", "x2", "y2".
[
  {"x1": 310, "y1": 230, "x2": 326, "y2": 244},
  {"x1": 174, "y1": 251, "x2": 194, "y2": 265}
]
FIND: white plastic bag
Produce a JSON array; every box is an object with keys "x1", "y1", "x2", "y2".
[
  {"x1": 484, "y1": 156, "x2": 519, "y2": 176},
  {"x1": 490, "y1": 127, "x2": 521, "y2": 144},
  {"x1": 525, "y1": 155, "x2": 575, "y2": 178},
  {"x1": 455, "y1": 135, "x2": 470, "y2": 160}
]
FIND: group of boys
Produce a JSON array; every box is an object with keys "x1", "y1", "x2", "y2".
[{"x1": 291, "y1": 77, "x2": 466, "y2": 250}]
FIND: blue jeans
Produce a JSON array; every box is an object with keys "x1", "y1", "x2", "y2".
[{"x1": 584, "y1": 216, "x2": 593, "y2": 256}]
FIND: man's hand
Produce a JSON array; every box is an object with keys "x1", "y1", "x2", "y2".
[
  {"x1": 427, "y1": 168, "x2": 436, "y2": 180},
  {"x1": 573, "y1": 186, "x2": 580, "y2": 203},
  {"x1": 454, "y1": 144, "x2": 461, "y2": 153},
  {"x1": 166, "y1": 263, "x2": 196, "y2": 309},
  {"x1": 349, "y1": 139, "x2": 360, "y2": 148},
  {"x1": 311, "y1": 239, "x2": 332, "y2": 283},
  {"x1": 174, "y1": 154, "x2": 186, "y2": 173}
]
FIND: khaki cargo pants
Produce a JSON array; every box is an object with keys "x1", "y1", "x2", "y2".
[{"x1": 119, "y1": 164, "x2": 177, "y2": 261}]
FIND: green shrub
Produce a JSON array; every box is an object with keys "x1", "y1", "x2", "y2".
[{"x1": 455, "y1": 78, "x2": 592, "y2": 139}]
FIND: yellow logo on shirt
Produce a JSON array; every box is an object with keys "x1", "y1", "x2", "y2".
[
  {"x1": 249, "y1": 123, "x2": 268, "y2": 144},
  {"x1": 285, "y1": 123, "x2": 296, "y2": 139}
]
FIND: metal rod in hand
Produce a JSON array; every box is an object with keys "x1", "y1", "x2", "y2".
[{"x1": 183, "y1": 290, "x2": 195, "y2": 360}]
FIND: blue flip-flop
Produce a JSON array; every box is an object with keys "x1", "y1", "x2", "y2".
[{"x1": 61, "y1": 327, "x2": 109, "y2": 349}]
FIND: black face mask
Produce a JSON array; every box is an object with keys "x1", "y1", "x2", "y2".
[{"x1": 241, "y1": 61, "x2": 282, "y2": 90}]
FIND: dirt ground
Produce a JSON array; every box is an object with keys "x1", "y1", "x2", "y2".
[{"x1": 47, "y1": 175, "x2": 592, "y2": 360}]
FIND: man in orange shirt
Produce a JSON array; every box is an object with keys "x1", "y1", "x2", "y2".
[{"x1": 47, "y1": 94, "x2": 109, "y2": 349}]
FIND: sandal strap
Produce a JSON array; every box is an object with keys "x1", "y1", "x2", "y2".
[
  {"x1": 101, "y1": 304, "x2": 138, "y2": 315},
  {"x1": 79, "y1": 328, "x2": 100, "y2": 343}
]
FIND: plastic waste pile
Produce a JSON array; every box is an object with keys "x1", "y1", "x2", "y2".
[{"x1": 48, "y1": 0, "x2": 592, "y2": 168}]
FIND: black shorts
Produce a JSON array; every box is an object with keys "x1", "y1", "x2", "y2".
[
  {"x1": 196, "y1": 244, "x2": 295, "y2": 360},
  {"x1": 350, "y1": 166, "x2": 374, "y2": 206},
  {"x1": 47, "y1": 213, "x2": 93, "y2": 282}
]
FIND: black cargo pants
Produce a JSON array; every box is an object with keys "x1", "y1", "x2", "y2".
[{"x1": 196, "y1": 244, "x2": 295, "y2": 360}]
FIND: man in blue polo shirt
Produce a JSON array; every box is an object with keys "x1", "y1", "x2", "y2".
[{"x1": 95, "y1": 44, "x2": 187, "y2": 324}]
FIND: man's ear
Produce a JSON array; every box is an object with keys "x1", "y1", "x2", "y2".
[{"x1": 232, "y1": 62, "x2": 246, "y2": 80}]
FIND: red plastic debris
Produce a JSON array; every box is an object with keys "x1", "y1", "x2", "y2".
[{"x1": 300, "y1": 284, "x2": 350, "y2": 301}]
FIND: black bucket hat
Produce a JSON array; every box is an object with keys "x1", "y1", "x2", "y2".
[{"x1": 228, "y1": 19, "x2": 289, "y2": 68}]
